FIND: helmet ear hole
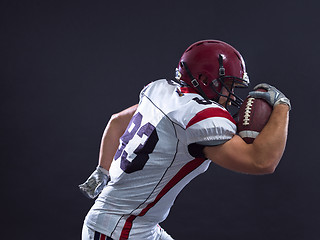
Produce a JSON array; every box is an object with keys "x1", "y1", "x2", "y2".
[
  {"x1": 212, "y1": 79, "x2": 220, "y2": 88},
  {"x1": 199, "y1": 74, "x2": 208, "y2": 86}
]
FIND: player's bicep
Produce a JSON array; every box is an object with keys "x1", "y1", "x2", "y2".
[
  {"x1": 114, "y1": 104, "x2": 138, "y2": 127},
  {"x1": 203, "y1": 135, "x2": 263, "y2": 174}
]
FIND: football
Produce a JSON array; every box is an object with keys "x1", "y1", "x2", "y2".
[{"x1": 237, "y1": 89, "x2": 272, "y2": 144}]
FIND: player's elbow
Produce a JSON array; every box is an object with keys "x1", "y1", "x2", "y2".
[
  {"x1": 252, "y1": 157, "x2": 279, "y2": 175},
  {"x1": 254, "y1": 162, "x2": 276, "y2": 175},
  {"x1": 249, "y1": 143, "x2": 284, "y2": 175}
]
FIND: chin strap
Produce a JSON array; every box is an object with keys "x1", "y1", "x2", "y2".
[{"x1": 181, "y1": 61, "x2": 209, "y2": 100}]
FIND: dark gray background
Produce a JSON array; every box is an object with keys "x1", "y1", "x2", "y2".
[{"x1": 1, "y1": 0, "x2": 319, "y2": 239}]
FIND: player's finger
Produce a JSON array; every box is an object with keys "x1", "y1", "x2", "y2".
[
  {"x1": 248, "y1": 91, "x2": 269, "y2": 99},
  {"x1": 253, "y1": 83, "x2": 270, "y2": 90}
]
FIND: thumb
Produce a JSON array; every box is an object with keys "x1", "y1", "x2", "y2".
[{"x1": 248, "y1": 91, "x2": 268, "y2": 99}]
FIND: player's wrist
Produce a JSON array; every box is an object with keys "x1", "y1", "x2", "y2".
[
  {"x1": 97, "y1": 165, "x2": 109, "y2": 176},
  {"x1": 273, "y1": 101, "x2": 290, "y2": 111},
  {"x1": 274, "y1": 97, "x2": 291, "y2": 111}
]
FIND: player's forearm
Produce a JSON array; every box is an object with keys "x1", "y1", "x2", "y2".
[
  {"x1": 250, "y1": 104, "x2": 289, "y2": 172},
  {"x1": 98, "y1": 105, "x2": 138, "y2": 170}
]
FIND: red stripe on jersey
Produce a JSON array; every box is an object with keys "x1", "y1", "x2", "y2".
[
  {"x1": 100, "y1": 234, "x2": 106, "y2": 240},
  {"x1": 138, "y1": 158, "x2": 206, "y2": 216},
  {"x1": 186, "y1": 108, "x2": 236, "y2": 129},
  {"x1": 179, "y1": 87, "x2": 198, "y2": 94},
  {"x1": 120, "y1": 215, "x2": 136, "y2": 240},
  {"x1": 119, "y1": 158, "x2": 206, "y2": 239}
]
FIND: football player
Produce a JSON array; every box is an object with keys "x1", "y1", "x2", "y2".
[{"x1": 79, "y1": 40, "x2": 290, "y2": 240}]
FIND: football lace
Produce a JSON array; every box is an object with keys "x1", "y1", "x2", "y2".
[{"x1": 243, "y1": 97, "x2": 255, "y2": 126}]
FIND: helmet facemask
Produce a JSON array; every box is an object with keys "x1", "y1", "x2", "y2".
[
  {"x1": 210, "y1": 75, "x2": 249, "y2": 117},
  {"x1": 212, "y1": 54, "x2": 249, "y2": 109}
]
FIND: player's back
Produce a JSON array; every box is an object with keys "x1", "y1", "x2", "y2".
[
  {"x1": 98, "y1": 79, "x2": 208, "y2": 217},
  {"x1": 84, "y1": 79, "x2": 235, "y2": 238}
]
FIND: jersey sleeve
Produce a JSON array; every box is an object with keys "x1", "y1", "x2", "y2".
[
  {"x1": 184, "y1": 107, "x2": 237, "y2": 146},
  {"x1": 183, "y1": 107, "x2": 237, "y2": 158}
]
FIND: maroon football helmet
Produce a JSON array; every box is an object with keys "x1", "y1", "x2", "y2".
[{"x1": 175, "y1": 40, "x2": 250, "y2": 108}]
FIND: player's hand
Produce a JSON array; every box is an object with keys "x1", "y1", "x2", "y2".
[
  {"x1": 78, "y1": 166, "x2": 110, "y2": 199},
  {"x1": 248, "y1": 83, "x2": 291, "y2": 110}
]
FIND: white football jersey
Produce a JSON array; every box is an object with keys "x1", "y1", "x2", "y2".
[{"x1": 84, "y1": 79, "x2": 237, "y2": 239}]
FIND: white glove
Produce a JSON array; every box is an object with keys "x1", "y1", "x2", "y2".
[
  {"x1": 79, "y1": 166, "x2": 109, "y2": 199},
  {"x1": 249, "y1": 83, "x2": 291, "y2": 110}
]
